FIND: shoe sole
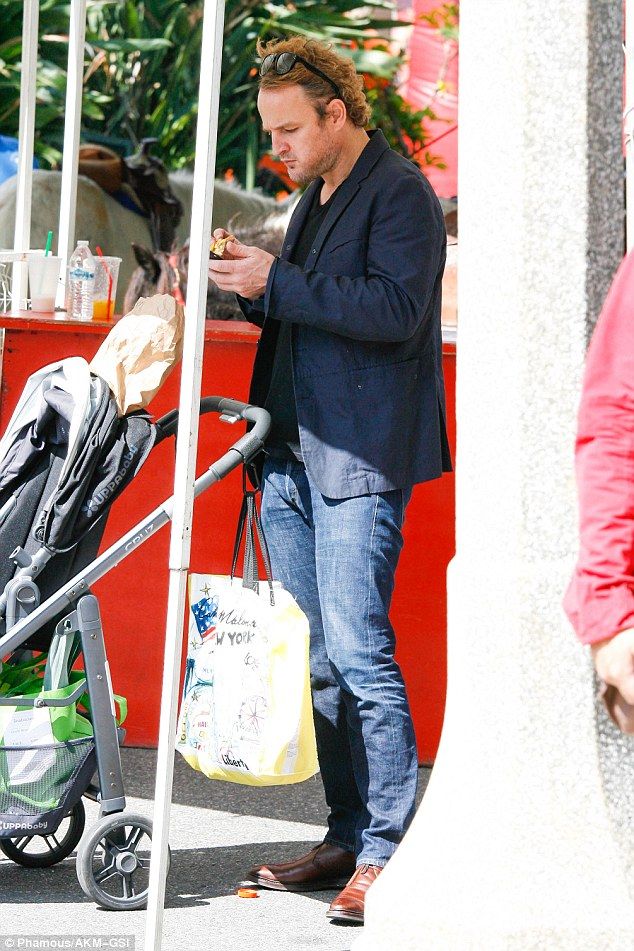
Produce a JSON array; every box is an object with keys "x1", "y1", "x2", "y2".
[
  {"x1": 326, "y1": 908, "x2": 364, "y2": 924},
  {"x1": 247, "y1": 876, "x2": 353, "y2": 892}
]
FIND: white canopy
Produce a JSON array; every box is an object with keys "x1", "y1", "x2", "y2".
[{"x1": 14, "y1": 3, "x2": 227, "y2": 948}]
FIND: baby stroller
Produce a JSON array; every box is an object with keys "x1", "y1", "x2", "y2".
[{"x1": 0, "y1": 357, "x2": 269, "y2": 909}]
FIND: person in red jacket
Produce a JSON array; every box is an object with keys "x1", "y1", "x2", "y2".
[{"x1": 564, "y1": 251, "x2": 634, "y2": 733}]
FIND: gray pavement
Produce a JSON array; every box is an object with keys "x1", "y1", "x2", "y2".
[{"x1": 1, "y1": 748, "x2": 431, "y2": 951}]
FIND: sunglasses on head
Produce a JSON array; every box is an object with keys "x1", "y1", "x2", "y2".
[{"x1": 259, "y1": 52, "x2": 342, "y2": 101}]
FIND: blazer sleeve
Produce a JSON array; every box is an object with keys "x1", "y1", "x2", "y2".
[
  {"x1": 264, "y1": 172, "x2": 445, "y2": 343},
  {"x1": 563, "y1": 251, "x2": 634, "y2": 644},
  {"x1": 236, "y1": 293, "x2": 266, "y2": 328}
]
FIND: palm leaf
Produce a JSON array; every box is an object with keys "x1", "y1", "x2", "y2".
[{"x1": 0, "y1": 0, "x2": 450, "y2": 184}]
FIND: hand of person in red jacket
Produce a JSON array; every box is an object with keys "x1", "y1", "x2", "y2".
[
  {"x1": 592, "y1": 629, "x2": 634, "y2": 733},
  {"x1": 564, "y1": 251, "x2": 634, "y2": 735}
]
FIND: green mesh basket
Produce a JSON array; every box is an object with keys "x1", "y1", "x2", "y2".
[{"x1": 0, "y1": 737, "x2": 94, "y2": 833}]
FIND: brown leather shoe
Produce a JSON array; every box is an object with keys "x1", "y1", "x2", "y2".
[
  {"x1": 246, "y1": 842, "x2": 356, "y2": 892},
  {"x1": 326, "y1": 863, "x2": 383, "y2": 924}
]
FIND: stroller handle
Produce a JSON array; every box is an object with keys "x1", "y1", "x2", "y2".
[
  {"x1": 0, "y1": 398, "x2": 271, "y2": 656},
  {"x1": 155, "y1": 397, "x2": 271, "y2": 469}
]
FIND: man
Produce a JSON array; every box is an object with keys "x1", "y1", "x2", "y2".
[
  {"x1": 209, "y1": 36, "x2": 451, "y2": 924},
  {"x1": 564, "y1": 250, "x2": 634, "y2": 733}
]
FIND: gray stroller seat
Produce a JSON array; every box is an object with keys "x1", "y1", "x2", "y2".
[{"x1": 0, "y1": 358, "x2": 155, "y2": 648}]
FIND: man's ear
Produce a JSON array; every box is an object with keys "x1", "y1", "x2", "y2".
[{"x1": 328, "y1": 98, "x2": 348, "y2": 129}]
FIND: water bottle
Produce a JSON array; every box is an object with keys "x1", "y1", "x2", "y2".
[{"x1": 66, "y1": 240, "x2": 95, "y2": 320}]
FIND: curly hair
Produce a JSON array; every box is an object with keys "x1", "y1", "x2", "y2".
[{"x1": 256, "y1": 37, "x2": 371, "y2": 129}]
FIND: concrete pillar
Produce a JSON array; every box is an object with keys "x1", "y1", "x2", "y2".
[{"x1": 356, "y1": 2, "x2": 634, "y2": 949}]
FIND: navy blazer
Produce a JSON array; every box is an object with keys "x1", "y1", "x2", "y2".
[{"x1": 239, "y1": 129, "x2": 452, "y2": 499}]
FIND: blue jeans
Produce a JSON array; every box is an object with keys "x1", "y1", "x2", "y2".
[{"x1": 260, "y1": 455, "x2": 418, "y2": 867}]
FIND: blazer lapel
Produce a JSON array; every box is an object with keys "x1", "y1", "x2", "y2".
[
  {"x1": 278, "y1": 129, "x2": 390, "y2": 267},
  {"x1": 303, "y1": 178, "x2": 361, "y2": 270},
  {"x1": 279, "y1": 180, "x2": 320, "y2": 261},
  {"x1": 304, "y1": 130, "x2": 390, "y2": 270}
]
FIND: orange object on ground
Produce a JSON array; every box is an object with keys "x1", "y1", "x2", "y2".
[{"x1": 237, "y1": 888, "x2": 260, "y2": 899}]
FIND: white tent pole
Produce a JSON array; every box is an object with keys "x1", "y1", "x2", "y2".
[
  {"x1": 55, "y1": 0, "x2": 87, "y2": 309},
  {"x1": 144, "y1": 0, "x2": 226, "y2": 946},
  {"x1": 626, "y1": 0, "x2": 634, "y2": 251},
  {"x1": 11, "y1": 0, "x2": 40, "y2": 315}
]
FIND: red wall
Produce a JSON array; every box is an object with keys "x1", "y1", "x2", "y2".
[{"x1": 0, "y1": 315, "x2": 455, "y2": 762}]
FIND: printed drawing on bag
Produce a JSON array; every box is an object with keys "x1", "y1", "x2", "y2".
[
  {"x1": 220, "y1": 745, "x2": 250, "y2": 771},
  {"x1": 191, "y1": 593, "x2": 219, "y2": 644},
  {"x1": 244, "y1": 652, "x2": 259, "y2": 670},
  {"x1": 239, "y1": 695, "x2": 268, "y2": 736},
  {"x1": 185, "y1": 688, "x2": 215, "y2": 751}
]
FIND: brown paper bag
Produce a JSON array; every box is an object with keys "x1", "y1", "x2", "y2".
[{"x1": 89, "y1": 294, "x2": 184, "y2": 415}]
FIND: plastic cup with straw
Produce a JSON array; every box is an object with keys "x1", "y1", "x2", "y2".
[
  {"x1": 28, "y1": 231, "x2": 60, "y2": 312},
  {"x1": 95, "y1": 245, "x2": 113, "y2": 321}
]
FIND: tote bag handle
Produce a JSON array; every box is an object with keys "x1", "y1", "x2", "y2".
[{"x1": 231, "y1": 466, "x2": 276, "y2": 605}]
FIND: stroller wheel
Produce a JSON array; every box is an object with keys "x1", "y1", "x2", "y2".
[
  {"x1": 0, "y1": 799, "x2": 86, "y2": 868},
  {"x1": 76, "y1": 811, "x2": 170, "y2": 910}
]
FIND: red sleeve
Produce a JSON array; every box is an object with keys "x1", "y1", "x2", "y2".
[{"x1": 564, "y1": 251, "x2": 634, "y2": 644}]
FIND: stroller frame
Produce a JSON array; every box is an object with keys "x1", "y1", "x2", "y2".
[{"x1": 0, "y1": 396, "x2": 269, "y2": 907}]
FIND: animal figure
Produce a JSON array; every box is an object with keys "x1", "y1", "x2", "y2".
[
  {"x1": 124, "y1": 217, "x2": 288, "y2": 319},
  {"x1": 0, "y1": 169, "x2": 283, "y2": 308}
]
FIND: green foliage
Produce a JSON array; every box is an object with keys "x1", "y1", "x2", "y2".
[
  {"x1": 419, "y1": 3, "x2": 459, "y2": 42},
  {"x1": 0, "y1": 0, "x2": 450, "y2": 189}
]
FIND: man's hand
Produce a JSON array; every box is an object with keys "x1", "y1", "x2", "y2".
[
  {"x1": 209, "y1": 228, "x2": 242, "y2": 261},
  {"x1": 208, "y1": 234, "x2": 275, "y2": 300},
  {"x1": 591, "y1": 628, "x2": 634, "y2": 733}
]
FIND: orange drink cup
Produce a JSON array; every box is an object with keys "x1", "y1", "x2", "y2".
[
  {"x1": 92, "y1": 255, "x2": 121, "y2": 320},
  {"x1": 92, "y1": 298, "x2": 116, "y2": 321}
]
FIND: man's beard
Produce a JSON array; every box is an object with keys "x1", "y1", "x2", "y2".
[{"x1": 288, "y1": 141, "x2": 339, "y2": 186}]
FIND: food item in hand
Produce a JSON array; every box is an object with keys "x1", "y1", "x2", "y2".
[{"x1": 209, "y1": 234, "x2": 236, "y2": 259}]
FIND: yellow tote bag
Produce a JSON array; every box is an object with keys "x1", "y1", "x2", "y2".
[{"x1": 176, "y1": 489, "x2": 318, "y2": 786}]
